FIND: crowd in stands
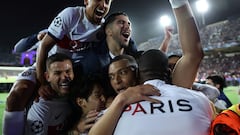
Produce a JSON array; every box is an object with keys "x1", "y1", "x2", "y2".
[
  {"x1": 139, "y1": 16, "x2": 240, "y2": 54},
  {"x1": 1, "y1": 16, "x2": 239, "y2": 85},
  {"x1": 200, "y1": 17, "x2": 240, "y2": 50},
  {"x1": 0, "y1": 53, "x2": 21, "y2": 66},
  {"x1": 198, "y1": 52, "x2": 240, "y2": 85},
  {"x1": 138, "y1": 16, "x2": 240, "y2": 85}
]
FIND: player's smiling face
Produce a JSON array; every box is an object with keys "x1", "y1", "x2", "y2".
[
  {"x1": 45, "y1": 60, "x2": 74, "y2": 97},
  {"x1": 85, "y1": 0, "x2": 112, "y2": 25},
  {"x1": 109, "y1": 15, "x2": 132, "y2": 48}
]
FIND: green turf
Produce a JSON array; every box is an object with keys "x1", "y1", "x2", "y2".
[
  {"x1": 0, "y1": 93, "x2": 8, "y2": 134},
  {"x1": 224, "y1": 86, "x2": 239, "y2": 104},
  {"x1": 0, "y1": 77, "x2": 16, "y2": 83}
]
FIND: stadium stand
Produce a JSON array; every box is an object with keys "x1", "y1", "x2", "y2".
[
  {"x1": 0, "y1": 16, "x2": 239, "y2": 90},
  {"x1": 138, "y1": 16, "x2": 240, "y2": 85}
]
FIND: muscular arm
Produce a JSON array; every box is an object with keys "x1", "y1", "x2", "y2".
[
  {"x1": 36, "y1": 34, "x2": 56, "y2": 84},
  {"x1": 88, "y1": 94, "x2": 126, "y2": 135},
  {"x1": 171, "y1": 3, "x2": 204, "y2": 88}
]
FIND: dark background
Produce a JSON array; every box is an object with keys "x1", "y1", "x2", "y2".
[{"x1": 1, "y1": 0, "x2": 240, "y2": 53}]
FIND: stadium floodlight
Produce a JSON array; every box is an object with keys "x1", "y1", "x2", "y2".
[
  {"x1": 159, "y1": 15, "x2": 172, "y2": 28},
  {"x1": 195, "y1": 0, "x2": 209, "y2": 25},
  {"x1": 196, "y1": 0, "x2": 209, "y2": 13}
]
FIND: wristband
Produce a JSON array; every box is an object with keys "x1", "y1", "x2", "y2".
[
  {"x1": 169, "y1": 0, "x2": 188, "y2": 8},
  {"x1": 3, "y1": 111, "x2": 25, "y2": 135}
]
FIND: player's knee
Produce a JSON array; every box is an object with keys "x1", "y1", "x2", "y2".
[{"x1": 6, "y1": 80, "x2": 36, "y2": 111}]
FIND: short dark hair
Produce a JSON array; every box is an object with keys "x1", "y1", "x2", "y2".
[
  {"x1": 138, "y1": 49, "x2": 171, "y2": 84},
  {"x1": 110, "y1": 54, "x2": 138, "y2": 68},
  {"x1": 103, "y1": 12, "x2": 128, "y2": 30},
  {"x1": 69, "y1": 74, "x2": 104, "y2": 130},
  {"x1": 46, "y1": 53, "x2": 72, "y2": 71},
  {"x1": 206, "y1": 75, "x2": 227, "y2": 90},
  {"x1": 72, "y1": 74, "x2": 104, "y2": 100},
  {"x1": 168, "y1": 54, "x2": 182, "y2": 59}
]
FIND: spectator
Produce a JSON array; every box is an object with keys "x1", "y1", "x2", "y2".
[
  {"x1": 209, "y1": 104, "x2": 240, "y2": 135},
  {"x1": 206, "y1": 74, "x2": 233, "y2": 109}
]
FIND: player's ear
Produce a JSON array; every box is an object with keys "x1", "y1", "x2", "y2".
[
  {"x1": 44, "y1": 72, "x2": 50, "y2": 82},
  {"x1": 105, "y1": 27, "x2": 112, "y2": 36},
  {"x1": 76, "y1": 97, "x2": 87, "y2": 108},
  {"x1": 84, "y1": 0, "x2": 89, "y2": 5}
]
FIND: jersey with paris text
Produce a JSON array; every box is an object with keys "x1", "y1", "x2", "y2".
[
  {"x1": 48, "y1": 6, "x2": 105, "y2": 52},
  {"x1": 25, "y1": 97, "x2": 71, "y2": 135},
  {"x1": 113, "y1": 80, "x2": 214, "y2": 135}
]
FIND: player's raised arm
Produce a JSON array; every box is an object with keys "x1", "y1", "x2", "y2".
[{"x1": 170, "y1": 0, "x2": 204, "y2": 88}]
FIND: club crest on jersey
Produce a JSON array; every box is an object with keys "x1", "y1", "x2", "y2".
[{"x1": 53, "y1": 17, "x2": 62, "y2": 27}]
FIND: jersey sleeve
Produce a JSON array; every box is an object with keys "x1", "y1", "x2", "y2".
[
  {"x1": 48, "y1": 7, "x2": 80, "y2": 40},
  {"x1": 13, "y1": 33, "x2": 38, "y2": 53},
  {"x1": 25, "y1": 100, "x2": 50, "y2": 135}
]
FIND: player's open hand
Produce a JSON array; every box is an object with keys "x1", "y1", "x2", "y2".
[{"x1": 117, "y1": 84, "x2": 161, "y2": 106}]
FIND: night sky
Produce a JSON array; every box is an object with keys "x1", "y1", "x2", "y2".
[{"x1": 1, "y1": 0, "x2": 239, "y2": 53}]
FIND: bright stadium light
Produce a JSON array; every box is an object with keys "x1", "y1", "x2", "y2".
[
  {"x1": 159, "y1": 15, "x2": 172, "y2": 28},
  {"x1": 196, "y1": 0, "x2": 209, "y2": 25},
  {"x1": 196, "y1": 0, "x2": 209, "y2": 13}
]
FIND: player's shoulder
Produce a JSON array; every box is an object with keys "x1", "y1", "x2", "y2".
[
  {"x1": 167, "y1": 84, "x2": 207, "y2": 97},
  {"x1": 57, "y1": 6, "x2": 84, "y2": 25},
  {"x1": 60, "y1": 6, "x2": 84, "y2": 17}
]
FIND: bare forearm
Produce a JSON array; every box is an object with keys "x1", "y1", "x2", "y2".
[
  {"x1": 159, "y1": 26, "x2": 173, "y2": 53},
  {"x1": 36, "y1": 35, "x2": 56, "y2": 84},
  {"x1": 88, "y1": 94, "x2": 127, "y2": 135},
  {"x1": 159, "y1": 37, "x2": 171, "y2": 53},
  {"x1": 171, "y1": 2, "x2": 203, "y2": 88},
  {"x1": 36, "y1": 46, "x2": 47, "y2": 84},
  {"x1": 173, "y1": 3, "x2": 203, "y2": 60}
]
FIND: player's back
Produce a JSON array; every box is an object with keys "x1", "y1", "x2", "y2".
[{"x1": 113, "y1": 79, "x2": 213, "y2": 135}]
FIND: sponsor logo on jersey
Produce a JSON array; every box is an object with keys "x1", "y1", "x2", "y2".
[
  {"x1": 21, "y1": 70, "x2": 32, "y2": 76},
  {"x1": 69, "y1": 41, "x2": 95, "y2": 52},
  {"x1": 124, "y1": 99, "x2": 193, "y2": 115},
  {"x1": 57, "y1": 36, "x2": 97, "y2": 52}
]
